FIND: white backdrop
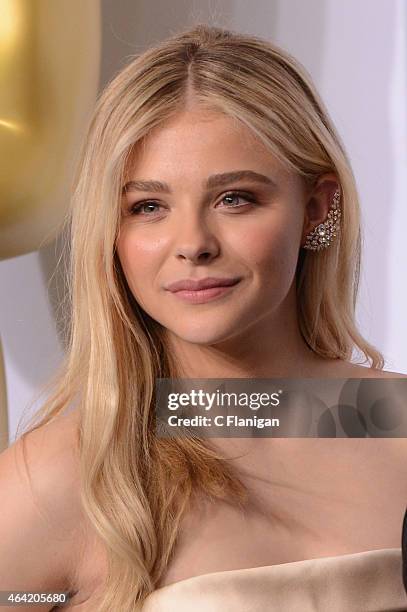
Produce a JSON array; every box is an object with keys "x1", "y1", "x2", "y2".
[{"x1": 1, "y1": 0, "x2": 406, "y2": 442}]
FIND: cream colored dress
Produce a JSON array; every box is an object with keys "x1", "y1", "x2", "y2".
[{"x1": 142, "y1": 548, "x2": 407, "y2": 611}]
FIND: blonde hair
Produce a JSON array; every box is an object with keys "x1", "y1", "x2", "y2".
[{"x1": 17, "y1": 23, "x2": 384, "y2": 610}]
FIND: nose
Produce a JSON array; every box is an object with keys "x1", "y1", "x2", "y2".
[{"x1": 174, "y1": 213, "x2": 220, "y2": 265}]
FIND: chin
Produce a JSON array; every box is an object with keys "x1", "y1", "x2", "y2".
[{"x1": 167, "y1": 323, "x2": 241, "y2": 347}]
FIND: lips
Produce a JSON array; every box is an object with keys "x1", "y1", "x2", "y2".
[{"x1": 165, "y1": 277, "x2": 241, "y2": 292}]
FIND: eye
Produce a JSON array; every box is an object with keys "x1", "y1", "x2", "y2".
[
  {"x1": 128, "y1": 201, "x2": 164, "y2": 216},
  {"x1": 127, "y1": 190, "x2": 257, "y2": 217},
  {"x1": 218, "y1": 191, "x2": 257, "y2": 209}
]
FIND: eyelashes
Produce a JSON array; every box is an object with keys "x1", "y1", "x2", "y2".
[{"x1": 127, "y1": 191, "x2": 258, "y2": 217}]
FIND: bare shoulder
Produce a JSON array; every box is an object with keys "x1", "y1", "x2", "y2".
[
  {"x1": 335, "y1": 361, "x2": 407, "y2": 379},
  {"x1": 11, "y1": 410, "x2": 82, "y2": 522},
  {"x1": 370, "y1": 368, "x2": 407, "y2": 379},
  {"x1": 0, "y1": 410, "x2": 84, "y2": 607},
  {"x1": 1, "y1": 408, "x2": 82, "y2": 523}
]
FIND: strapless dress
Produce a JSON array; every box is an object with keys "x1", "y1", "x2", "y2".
[{"x1": 141, "y1": 547, "x2": 407, "y2": 611}]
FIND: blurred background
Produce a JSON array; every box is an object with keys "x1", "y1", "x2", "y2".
[{"x1": 1, "y1": 0, "x2": 406, "y2": 445}]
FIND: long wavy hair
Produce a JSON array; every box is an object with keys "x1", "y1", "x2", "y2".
[{"x1": 17, "y1": 23, "x2": 384, "y2": 611}]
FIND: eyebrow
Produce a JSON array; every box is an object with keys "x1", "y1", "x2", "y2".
[{"x1": 121, "y1": 170, "x2": 277, "y2": 195}]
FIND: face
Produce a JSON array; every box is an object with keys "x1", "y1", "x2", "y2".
[{"x1": 116, "y1": 107, "x2": 307, "y2": 346}]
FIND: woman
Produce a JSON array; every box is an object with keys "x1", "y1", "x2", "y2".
[{"x1": 1, "y1": 23, "x2": 407, "y2": 611}]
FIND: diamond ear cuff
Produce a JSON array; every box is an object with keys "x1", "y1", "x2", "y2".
[{"x1": 303, "y1": 188, "x2": 341, "y2": 251}]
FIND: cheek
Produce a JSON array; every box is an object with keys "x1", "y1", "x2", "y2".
[
  {"x1": 236, "y1": 220, "x2": 300, "y2": 277},
  {"x1": 116, "y1": 230, "x2": 166, "y2": 282}
]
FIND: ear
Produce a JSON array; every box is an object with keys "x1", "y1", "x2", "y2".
[{"x1": 301, "y1": 173, "x2": 341, "y2": 245}]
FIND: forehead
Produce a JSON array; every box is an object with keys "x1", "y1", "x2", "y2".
[{"x1": 124, "y1": 108, "x2": 288, "y2": 181}]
